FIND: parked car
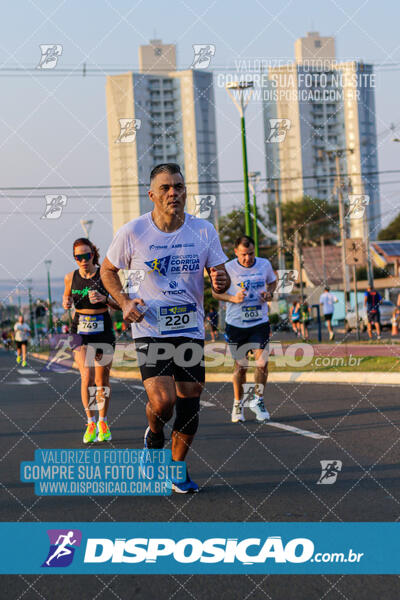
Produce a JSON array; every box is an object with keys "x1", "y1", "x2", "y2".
[{"x1": 345, "y1": 300, "x2": 395, "y2": 332}]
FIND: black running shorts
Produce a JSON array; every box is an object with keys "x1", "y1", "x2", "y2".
[
  {"x1": 134, "y1": 336, "x2": 205, "y2": 383},
  {"x1": 224, "y1": 321, "x2": 270, "y2": 350}
]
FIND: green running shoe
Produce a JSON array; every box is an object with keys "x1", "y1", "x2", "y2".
[
  {"x1": 83, "y1": 422, "x2": 97, "y2": 444},
  {"x1": 97, "y1": 420, "x2": 112, "y2": 442}
]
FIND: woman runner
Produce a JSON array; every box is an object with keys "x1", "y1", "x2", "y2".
[{"x1": 63, "y1": 238, "x2": 119, "y2": 443}]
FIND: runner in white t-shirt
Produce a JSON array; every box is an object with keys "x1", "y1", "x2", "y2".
[
  {"x1": 101, "y1": 163, "x2": 229, "y2": 493},
  {"x1": 212, "y1": 235, "x2": 277, "y2": 423},
  {"x1": 14, "y1": 315, "x2": 30, "y2": 367},
  {"x1": 319, "y1": 286, "x2": 338, "y2": 341}
]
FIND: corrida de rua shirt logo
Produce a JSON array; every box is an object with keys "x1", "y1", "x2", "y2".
[{"x1": 145, "y1": 254, "x2": 200, "y2": 276}]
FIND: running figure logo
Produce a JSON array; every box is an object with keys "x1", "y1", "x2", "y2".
[
  {"x1": 190, "y1": 44, "x2": 216, "y2": 69},
  {"x1": 115, "y1": 119, "x2": 141, "y2": 143},
  {"x1": 266, "y1": 118, "x2": 291, "y2": 143},
  {"x1": 317, "y1": 460, "x2": 343, "y2": 484},
  {"x1": 42, "y1": 529, "x2": 82, "y2": 567},
  {"x1": 122, "y1": 269, "x2": 145, "y2": 294},
  {"x1": 44, "y1": 334, "x2": 80, "y2": 373},
  {"x1": 346, "y1": 195, "x2": 369, "y2": 220},
  {"x1": 194, "y1": 194, "x2": 216, "y2": 219},
  {"x1": 41, "y1": 195, "x2": 67, "y2": 220},
  {"x1": 88, "y1": 385, "x2": 110, "y2": 411},
  {"x1": 145, "y1": 256, "x2": 171, "y2": 276},
  {"x1": 242, "y1": 383, "x2": 265, "y2": 406},
  {"x1": 276, "y1": 270, "x2": 298, "y2": 294},
  {"x1": 37, "y1": 45, "x2": 63, "y2": 69}
]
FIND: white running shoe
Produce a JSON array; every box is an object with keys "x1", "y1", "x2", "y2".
[
  {"x1": 248, "y1": 397, "x2": 270, "y2": 421},
  {"x1": 231, "y1": 401, "x2": 245, "y2": 423}
]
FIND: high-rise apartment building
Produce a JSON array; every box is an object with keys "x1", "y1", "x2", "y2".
[
  {"x1": 263, "y1": 32, "x2": 380, "y2": 236},
  {"x1": 106, "y1": 40, "x2": 219, "y2": 233}
]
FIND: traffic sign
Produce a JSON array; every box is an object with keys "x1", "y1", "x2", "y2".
[{"x1": 345, "y1": 238, "x2": 367, "y2": 266}]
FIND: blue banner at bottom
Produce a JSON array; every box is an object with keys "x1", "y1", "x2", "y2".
[{"x1": 0, "y1": 522, "x2": 398, "y2": 574}]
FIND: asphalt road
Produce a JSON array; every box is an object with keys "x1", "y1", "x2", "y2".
[{"x1": 0, "y1": 348, "x2": 399, "y2": 599}]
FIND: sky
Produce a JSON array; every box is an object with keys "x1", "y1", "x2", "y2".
[{"x1": 0, "y1": 0, "x2": 399, "y2": 299}]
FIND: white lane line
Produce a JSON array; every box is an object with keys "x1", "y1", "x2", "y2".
[
  {"x1": 110, "y1": 382, "x2": 215, "y2": 406},
  {"x1": 266, "y1": 421, "x2": 329, "y2": 440},
  {"x1": 17, "y1": 369, "x2": 37, "y2": 375},
  {"x1": 6, "y1": 377, "x2": 48, "y2": 385},
  {"x1": 200, "y1": 400, "x2": 215, "y2": 407}
]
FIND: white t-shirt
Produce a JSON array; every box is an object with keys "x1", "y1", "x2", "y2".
[
  {"x1": 224, "y1": 258, "x2": 276, "y2": 328},
  {"x1": 319, "y1": 291, "x2": 338, "y2": 315},
  {"x1": 106, "y1": 212, "x2": 228, "y2": 339},
  {"x1": 14, "y1": 322, "x2": 30, "y2": 342}
]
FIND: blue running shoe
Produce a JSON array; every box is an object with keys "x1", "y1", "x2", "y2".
[{"x1": 172, "y1": 471, "x2": 199, "y2": 494}]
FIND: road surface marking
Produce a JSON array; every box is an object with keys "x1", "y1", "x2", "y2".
[
  {"x1": 266, "y1": 421, "x2": 329, "y2": 439},
  {"x1": 200, "y1": 400, "x2": 215, "y2": 407},
  {"x1": 6, "y1": 377, "x2": 48, "y2": 385}
]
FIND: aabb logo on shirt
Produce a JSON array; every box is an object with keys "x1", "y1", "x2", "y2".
[{"x1": 145, "y1": 255, "x2": 200, "y2": 276}]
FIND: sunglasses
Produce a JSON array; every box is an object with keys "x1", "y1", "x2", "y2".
[{"x1": 74, "y1": 252, "x2": 92, "y2": 262}]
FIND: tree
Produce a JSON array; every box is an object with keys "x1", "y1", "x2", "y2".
[
  {"x1": 378, "y1": 212, "x2": 400, "y2": 241},
  {"x1": 203, "y1": 275, "x2": 217, "y2": 314},
  {"x1": 218, "y1": 208, "x2": 272, "y2": 259},
  {"x1": 279, "y1": 196, "x2": 339, "y2": 246},
  {"x1": 218, "y1": 209, "x2": 247, "y2": 259}
]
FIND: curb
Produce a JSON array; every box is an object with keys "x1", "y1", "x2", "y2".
[{"x1": 30, "y1": 352, "x2": 400, "y2": 385}]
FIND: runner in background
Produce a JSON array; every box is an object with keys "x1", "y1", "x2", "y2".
[
  {"x1": 212, "y1": 235, "x2": 276, "y2": 423},
  {"x1": 205, "y1": 306, "x2": 219, "y2": 341},
  {"x1": 300, "y1": 299, "x2": 311, "y2": 341},
  {"x1": 63, "y1": 238, "x2": 120, "y2": 444},
  {"x1": 319, "y1": 286, "x2": 338, "y2": 341},
  {"x1": 364, "y1": 285, "x2": 382, "y2": 340},
  {"x1": 14, "y1": 315, "x2": 30, "y2": 366},
  {"x1": 290, "y1": 300, "x2": 301, "y2": 337}
]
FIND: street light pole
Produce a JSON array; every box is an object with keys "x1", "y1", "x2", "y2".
[
  {"x1": 80, "y1": 219, "x2": 93, "y2": 239},
  {"x1": 249, "y1": 171, "x2": 260, "y2": 256},
  {"x1": 44, "y1": 260, "x2": 54, "y2": 331},
  {"x1": 226, "y1": 81, "x2": 254, "y2": 236},
  {"x1": 27, "y1": 279, "x2": 34, "y2": 337}
]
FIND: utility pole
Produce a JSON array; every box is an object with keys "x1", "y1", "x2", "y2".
[
  {"x1": 321, "y1": 235, "x2": 326, "y2": 285},
  {"x1": 26, "y1": 279, "x2": 37, "y2": 340},
  {"x1": 319, "y1": 148, "x2": 353, "y2": 316},
  {"x1": 334, "y1": 152, "x2": 350, "y2": 311},
  {"x1": 273, "y1": 179, "x2": 285, "y2": 272},
  {"x1": 44, "y1": 260, "x2": 54, "y2": 331},
  {"x1": 294, "y1": 231, "x2": 304, "y2": 302},
  {"x1": 360, "y1": 181, "x2": 374, "y2": 288}
]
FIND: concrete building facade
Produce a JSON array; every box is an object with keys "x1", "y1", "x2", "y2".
[
  {"x1": 263, "y1": 32, "x2": 380, "y2": 237},
  {"x1": 106, "y1": 40, "x2": 219, "y2": 233}
]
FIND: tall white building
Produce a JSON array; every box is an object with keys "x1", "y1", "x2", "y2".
[
  {"x1": 106, "y1": 40, "x2": 219, "y2": 233},
  {"x1": 263, "y1": 32, "x2": 380, "y2": 237}
]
